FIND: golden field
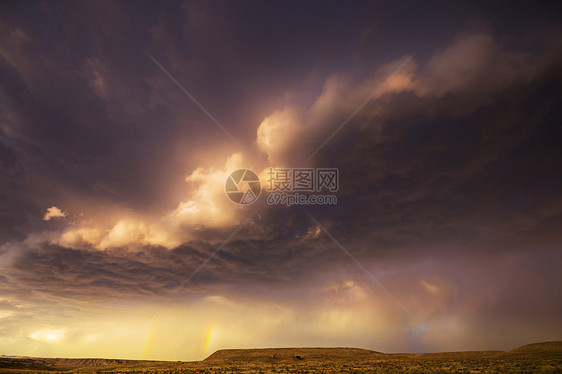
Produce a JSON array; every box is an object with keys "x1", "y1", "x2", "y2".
[{"x1": 1, "y1": 341, "x2": 561, "y2": 373}]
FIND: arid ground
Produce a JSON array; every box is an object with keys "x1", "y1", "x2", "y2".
[{"x1": 1, "y1": 341, "x2": 560, "y2": 373}]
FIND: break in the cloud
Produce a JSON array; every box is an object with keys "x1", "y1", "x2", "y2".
[{"x1": 0, "y1": 0, "x2": 561, "y2": 361}]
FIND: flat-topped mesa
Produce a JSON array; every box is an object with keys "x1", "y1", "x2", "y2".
[
  {"x1": 204, "y1": 347, "x2": 385, "y2": 363},
  {"x1": 203, "y1": 342, "x2": 562, "y2": 363}
]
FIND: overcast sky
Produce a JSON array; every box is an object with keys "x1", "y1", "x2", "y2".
[{"x1": 0, "y1": 0, "x2": 561, "y2": 361}]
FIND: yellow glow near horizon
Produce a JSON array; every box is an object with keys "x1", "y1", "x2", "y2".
[
  {"x1": 2, "y1": 283, "x2": 406, "y2": 361},
  {"x1": 29, "y1": 328, "x2": 66, "y2": 344}
]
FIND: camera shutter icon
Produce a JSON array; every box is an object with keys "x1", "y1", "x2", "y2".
[{"x1": 225, "y1": 169, "x2": 261, "y2": 205}]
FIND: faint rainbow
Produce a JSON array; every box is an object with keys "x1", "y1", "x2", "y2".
[
  {"x1": 141, "y1": 322, "x2": 156, "y2": 360},
  {"x1": 203, "y1": 325, "x2": 215, "y2": 354}
]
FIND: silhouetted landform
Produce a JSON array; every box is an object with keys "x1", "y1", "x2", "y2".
[
  {"x1": 1, "y1": 341, "x2": 560, "y2": 373},
  {"x1": 204, "y1": 347, "x2": 385, "y2": 363}
]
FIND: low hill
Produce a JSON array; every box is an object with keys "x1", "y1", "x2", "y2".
[
  {"x1": 413, "y1": 350, "x2": 504, "y2": 360},
  {"x1": 505, "y1": 341, "x2": 562, "y2": 359},
  {"x1": 203, "y1": 341, "x2": 562, "y2": 363},
  {"x1": 204, "y1": 347, "x2": 385, "y2": 363}
]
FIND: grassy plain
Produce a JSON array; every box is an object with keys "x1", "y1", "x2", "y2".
[{"x1": 1, "y1": 341, "x2": 560, "y2": 373}]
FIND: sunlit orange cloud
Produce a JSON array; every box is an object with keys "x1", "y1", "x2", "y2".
[
  {"x1": 46, "y1": 34, "x2": 534, "y2": 253},
  {"x1": 43, "y1": 206, "x2": 67, "y2": 221},
  {"x1": 50, "y1": 37, "x2": 510, "y2": 252},
  {"x1": 48, "y1": 54, "x2": 420, "y2": 251},
  {"x1": 163, "y1": 152, "x2": 246, "y2": 228},
  {"x1": 255, "y1": 33, "x2": 541, "y2": 168},
  {"x1": 53, "y1": 152, "x2": 250, "y2": 250},
  {"x1": 255, "y1": 56, "x2": 418, "y2": 166}
]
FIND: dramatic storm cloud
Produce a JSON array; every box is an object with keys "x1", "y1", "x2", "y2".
[{"x1": 0, "y1": 0, "x2": 561, "y2": 361}]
